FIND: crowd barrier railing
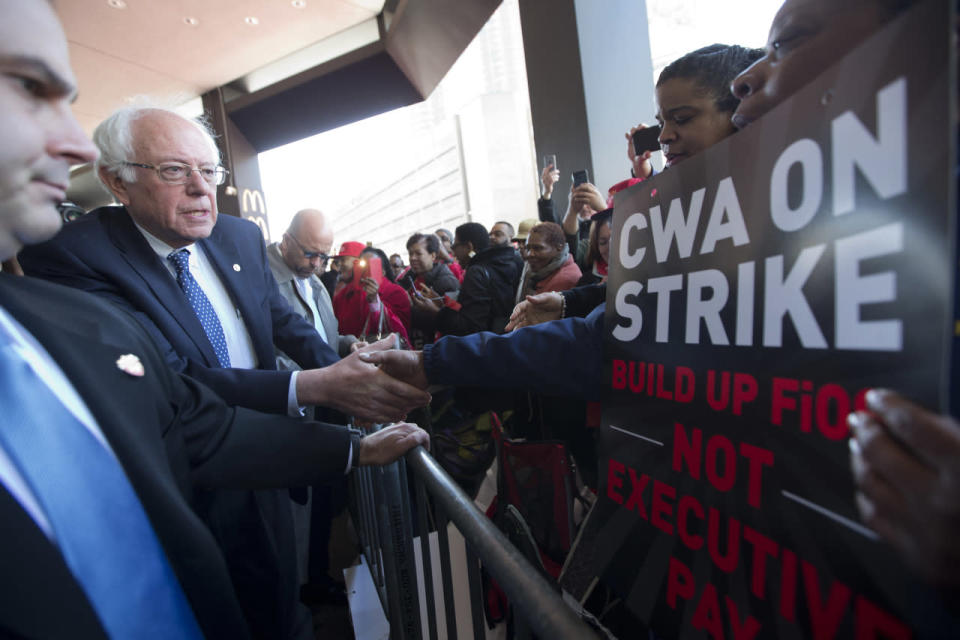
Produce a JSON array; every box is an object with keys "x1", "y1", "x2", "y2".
[{"x1": 347, "y1": 435, "x2": 597, "y2": 639}]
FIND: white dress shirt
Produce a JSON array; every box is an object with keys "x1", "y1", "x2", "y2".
[{"x1": 294, "y1": 276, "x2": 328, "y2": 343}]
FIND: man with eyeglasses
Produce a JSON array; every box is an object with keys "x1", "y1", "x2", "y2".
[
  {"x1": 19, "y1": 105, "x2": 430, "y2": 639},
  {"x1": 268, "y1": 208, "x2": 358, "y2": 607},
  {"x1": 269, "y1": 208, "x2": 357, "y2": 359}
]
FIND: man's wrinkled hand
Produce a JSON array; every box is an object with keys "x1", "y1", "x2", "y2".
[
  {"x1": 359, "y1": 349, "x2": 428, "y2": 390},
  {"x1": 349, "y1": 340, "x2": 369, "y2": 353},
  {"x1": 357, "y1": 422, "x2": 430, "y2": 466},
  {"x1": 505, "y1": 291, "x2": 563, "y2": 331},
  {"x1": 297, "y1": 336, "x2": 430, "y2": 422},
  {"x1": 848, "y1": 389, "x2": 960, "y2": 589}
]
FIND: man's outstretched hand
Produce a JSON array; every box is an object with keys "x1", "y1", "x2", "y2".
[
  {"x1": 848, "y1": 389, "x2": 960, "y2": 590},
  {"x1": 505, "y1": 291, "x2": 563, "y2": 331},
  {"x1": 297, "y1": 336, "x2": 431, "y2": 422},
  {"x1": 359, "y1": 349, "x2": 428, "y2": 390},
  {"x1": 357, "y1": 422, "x2": 430, "y2": 466}
]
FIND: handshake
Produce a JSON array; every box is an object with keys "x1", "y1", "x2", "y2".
[
  {"x1": 326, "y1": 291, "x2": 566, "y2": 424},
  {"x1": 293, "y1": 336, "x2": 430, "y2": 424},
  {"x1": 357, "y1": 341, "x2": 429, "y2": 392}
]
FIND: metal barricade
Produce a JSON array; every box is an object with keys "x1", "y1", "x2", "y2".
[{"x1": 348, "y1": 433, "x2": 596, "y2": 640}]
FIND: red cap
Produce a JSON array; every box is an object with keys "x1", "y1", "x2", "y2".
[{"x1": 336, "y1": 241, "x2": 365, "y2": 258}]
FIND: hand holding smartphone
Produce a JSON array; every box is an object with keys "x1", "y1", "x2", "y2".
[
  {"x1": 401, "y1": 272, "x2": 417, "y2": 295},
  {"x1": 632, "y1": 125, "x2": 662, "y2": 155},
  {"x1": 353, "y1": 256, "x2": 384, "y2": 287}
]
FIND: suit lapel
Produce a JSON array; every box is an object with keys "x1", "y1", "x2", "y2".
[{"x1": 102, "y1": 208, "x2": 220, "y2": 366}]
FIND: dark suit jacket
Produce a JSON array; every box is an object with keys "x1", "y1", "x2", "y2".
[
  {"x1": 0, "y1": 274, "x2": 351, "y2": 639},
  {"x1": 19, "y1": 206, "x2": 339, "y2": 414},
  {"x1": 18, "y1": 207, "x2": 342, "y2": 638}
]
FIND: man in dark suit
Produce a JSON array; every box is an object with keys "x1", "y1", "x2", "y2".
[
  {"x1": 18, "y1": 105, "x2": 430, "y2": 637},
  {"x1": 0, "y1": 274, "x2": 427, "y2": 639},
  {"x1": 19, "y1": 110, "x2": 415, "y2": 421},
  {"x1": 0, "y1": 2, "x2": 429, "y2": 638}
]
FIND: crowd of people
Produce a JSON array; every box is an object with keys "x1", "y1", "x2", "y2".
[
  {"x1": 362, "y1": 0, "x2": 960, "y2": 625},
  {"x1": 0, "y1": 0, "x2": 956, "y2": 638}
]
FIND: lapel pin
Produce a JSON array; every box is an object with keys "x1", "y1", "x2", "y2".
[
  {"x1": 116, "y1": 353, "x2": 145, "y2": 377},
  {"x1": 233, "y1": 264, "x2": 241, "y2": 272}
]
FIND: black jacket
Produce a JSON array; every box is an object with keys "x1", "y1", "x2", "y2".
[
  {"x1": 420, "y1": 262, "x2": 459, "y2": 296},
  {"x1": 408, "y1": 263, "x2": 460, "y2": 347},
  {"x1": 435, "y1": 246, "x2": 523, "y2": 336}
]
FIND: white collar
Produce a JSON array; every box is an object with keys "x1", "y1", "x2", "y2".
[{"x1": 132, "y1": 220, "x2": 195, "y2": 260}]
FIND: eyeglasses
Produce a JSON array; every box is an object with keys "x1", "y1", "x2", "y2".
[
  {"x1": 124, "y1": 161, "x2": 229, "y2": 186},
  {"x1": 286, "y1": 233, "x2": 330, "y2": 261}
]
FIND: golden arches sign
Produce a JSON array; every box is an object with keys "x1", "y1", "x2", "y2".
[{"x1": 240, "y1": 188, "x2": 270, "y2": 242}]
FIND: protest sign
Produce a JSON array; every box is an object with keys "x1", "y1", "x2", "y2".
[{"x1": 595, "y1": 2, "x2": 955, "y2": 637}]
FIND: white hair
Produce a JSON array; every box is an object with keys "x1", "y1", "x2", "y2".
[{"x1": 93, "y1": 98, "x2": 221, "y2": 189}]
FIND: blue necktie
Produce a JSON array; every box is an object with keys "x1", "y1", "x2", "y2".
[
  {"x1": 168, "y1": 248, "x2": 231, "y2": 367},
  {"x1": 0, "y1": 326, "x2": 203, "y2": 638}
]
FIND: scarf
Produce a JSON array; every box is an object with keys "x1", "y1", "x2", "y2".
[
  {"x1": 516, "y1": 244, "x2": 570, "y2": 302},
  {"x1": 593, "y1": 257, "x2": 608, "y2": 278}
]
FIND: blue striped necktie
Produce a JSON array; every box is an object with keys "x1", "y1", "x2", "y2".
[
  {"x1": 0, "y1": 324, "x2": 203, "y2": 638},
  {"x1": 168, "y1": 248, "x2": 232, "y2": 367}
]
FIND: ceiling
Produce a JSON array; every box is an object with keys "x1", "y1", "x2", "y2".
[{"x1": 57, "y1": 0, "x2": 386, "y2": 135}]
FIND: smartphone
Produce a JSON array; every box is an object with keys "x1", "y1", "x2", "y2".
[
  {"x1": 353, "y1": 256, "x2": 384, "y2": 286},
  {"x1": 572, "y1": 169, "x2": 589, "y2": 187},
  {"x1": 632, "y1": 125, "x2": 662, "y2": 155},
  {"x1": 400, "y1": 272, "x2": 417, "y2": 293}
]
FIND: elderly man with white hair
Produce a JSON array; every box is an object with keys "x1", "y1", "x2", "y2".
[{"x1": 19, "y1": 104, "x2": 429, "y2": 638}]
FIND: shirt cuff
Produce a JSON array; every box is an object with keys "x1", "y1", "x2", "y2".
[
  {"x1": 287, "y1": 370, "x2": 305, "y2": 417},
  {"x1": 346, "y1": 429, "x2": 363, "y2": 473}
]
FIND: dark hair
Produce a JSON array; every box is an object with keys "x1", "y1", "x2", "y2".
[
  {"x1": 529, "y1": 222, "x2": 566, "y2": 249},
  {"x1": 585, "y1": 218, "x2": 612, "y2": 268},
  {"x1": 657, "y1": 44, "x2": 764, "y2": 113},
  {"x1": 360, "y1": 246, "x2": 397, "y2": 283},
  {"x1": 455, "y1": 222, "x2": 490, "y2": 254},
  {"x1": 493, "y1": 221, "x2": 515, "y2": 237},
  {"x1": 406, "y1": 232, "x2": 439, "y2": 254}
]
